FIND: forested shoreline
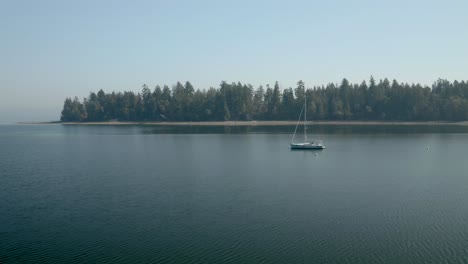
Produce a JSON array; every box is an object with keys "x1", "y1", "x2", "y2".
[{"x1": 61, "y1": 78, "x2": 468, "y2": 122}]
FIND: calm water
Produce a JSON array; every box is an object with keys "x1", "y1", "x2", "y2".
[{"x1": 2, "y1": 124, "x2": 468, "y2": 263}]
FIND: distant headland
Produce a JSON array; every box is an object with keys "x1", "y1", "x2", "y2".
[{"x1": 59, "y1": 78, "x2": 468, "y2": 123}]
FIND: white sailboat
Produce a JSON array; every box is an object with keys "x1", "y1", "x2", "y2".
[{"x1": 290, "y1": 91, "x2": 324, "y2": 150}]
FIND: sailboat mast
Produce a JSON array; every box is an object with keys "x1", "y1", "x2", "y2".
[{"x1": 304, "y1": 85, "x2": 306, "y2": 142}]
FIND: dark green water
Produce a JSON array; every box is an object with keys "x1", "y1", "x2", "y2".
[{"x1": 2, "y1": 124, "x2": 468, "y2": 263}]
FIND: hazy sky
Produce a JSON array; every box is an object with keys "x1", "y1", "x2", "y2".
[{"x1": 1, "y1": 0, "x2": 467, "y2": 122}]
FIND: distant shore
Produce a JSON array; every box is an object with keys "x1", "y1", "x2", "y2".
[{"x1": 19, "y1": 121, "x2": 468, "y2": 126}]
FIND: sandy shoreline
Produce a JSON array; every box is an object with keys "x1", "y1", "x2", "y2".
[{"x1": 19, "y1": 121, "x2": 468, "y2": 126}]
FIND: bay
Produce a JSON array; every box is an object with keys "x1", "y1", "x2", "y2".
[{"x1": 1, "y1": 124, "x2": 468, "y2": 263}]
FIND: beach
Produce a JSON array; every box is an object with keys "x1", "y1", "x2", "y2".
[{"x1": 21, "y1": 121, "x2": 468, "y2": 126}]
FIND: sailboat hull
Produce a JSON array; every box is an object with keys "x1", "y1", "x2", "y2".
[{"x1": 290, "y1": 143, "x2": 325, "y2": 150}]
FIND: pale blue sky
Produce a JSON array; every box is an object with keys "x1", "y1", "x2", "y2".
[{"x1": 1, "y1": 0, "x2": 467, "y2": 122}]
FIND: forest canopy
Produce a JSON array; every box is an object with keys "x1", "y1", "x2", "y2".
[{"x1": 61, "y1": 78, "x2": 468, "y2": 122}]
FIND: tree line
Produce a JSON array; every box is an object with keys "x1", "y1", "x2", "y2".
[{"x1": 61, "y1": 77, "x2": 468, "y2": 122}]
